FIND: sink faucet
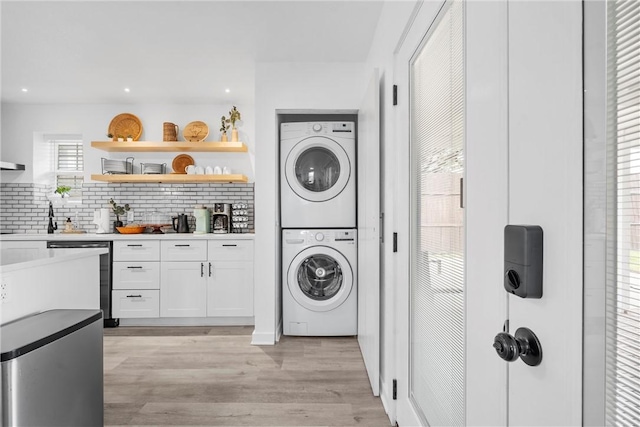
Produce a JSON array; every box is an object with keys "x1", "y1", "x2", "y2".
[{"x1": 47, "y1": 201, "x2": 57, "y2": 234}]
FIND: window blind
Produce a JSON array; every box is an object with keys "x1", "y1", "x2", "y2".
[
  {"x1": 409, "y1": 1, "x2": 464, "y2": 425},
  {"x1": 54, "y1": 140, "x2": 83, "y2": 198},
  {"x1": 606, "y1": 0, "x2": 640, "y2": 425}
]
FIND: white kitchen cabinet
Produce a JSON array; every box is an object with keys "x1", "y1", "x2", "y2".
[
  {"x1": 112, "y1": 262, "x2": 160, "y2": 290},
  {"x1": 112, "y1": 290, "x2": 159, "y2": 318},
  {"x1": 207, "y1": 240, "x2": 254, "y2": 317},
  {"x1": 113, "y1": 240, "x2": 160, "y2": 262},
  {"x1": 160, "y1": 261, "x2": 207, "y2": 317},
  {"x1": 161, "y1": 240, "x2": 207, "y2": 261},
  {"x1": 0, "y1": 240, "x2": 46, "y2": 251},
  {"x1": 112, "y1": 239, "x2": 160, "y2": 318}
]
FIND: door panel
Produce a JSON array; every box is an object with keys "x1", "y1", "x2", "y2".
[
  {"x1": 506, "y1": 2, "x2": 583, "y2": 425},
  {"x1": 357, "y1": 68, "x2": 381, "y2": 396}
]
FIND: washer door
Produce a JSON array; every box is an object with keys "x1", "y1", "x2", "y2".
[
  {"x1": 285, "y1": 136, "x2": 351, "y2": 202},
  {"x1": 287, "y1": 246, "x2": 353, "y2": 312}
]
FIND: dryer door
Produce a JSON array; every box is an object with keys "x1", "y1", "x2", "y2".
[
  {"x1": 287, "y1": 246, "x2": 354, "y2": 312},
  {"x1": 284, "y1": 136, "x2": 351, "y2": 202}
]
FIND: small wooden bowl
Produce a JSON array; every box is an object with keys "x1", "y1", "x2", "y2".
[{"x1": 116, "y1": 225, "x2": 146, "y2": 234}]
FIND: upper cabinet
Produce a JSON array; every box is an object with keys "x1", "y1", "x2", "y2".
[{"x1": 90, "y1": 141, "x2": 248, "y2": 153}]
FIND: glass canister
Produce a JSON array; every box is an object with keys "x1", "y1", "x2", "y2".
[{"x1": 193, "y1": 205, "x2": 211, "y2": 234}]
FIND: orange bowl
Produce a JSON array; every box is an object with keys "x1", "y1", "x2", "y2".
[{"x1": 116, "y1": 226, "x2": 146, "y2": 234}]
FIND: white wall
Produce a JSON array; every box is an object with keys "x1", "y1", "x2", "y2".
[
  {"x1": 0, "y1": 103, "x2": 255, "y2": 184},
  {"x1": 252, "y1": 62, "x2": 365, "y2": 345}
]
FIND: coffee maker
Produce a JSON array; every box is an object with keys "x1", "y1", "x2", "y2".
[{"x1": 212, "y1": 203, "x2": 231, "y2": 234}]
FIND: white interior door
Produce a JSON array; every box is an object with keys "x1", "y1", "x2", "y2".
[
  {"x1": 394, "y1": 1, "x2": 584, "y2": 426},
  {"x1": 357, "y1": 68, "x2": 381, "y2": 396}
]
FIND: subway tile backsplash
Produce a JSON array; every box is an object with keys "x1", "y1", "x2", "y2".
[{"x1": 0, "y1": 182, "x2": 254, "y2": 234}]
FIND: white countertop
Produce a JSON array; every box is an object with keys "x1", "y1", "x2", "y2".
[
  {"x1": 0, "y1": 232, "x2": 255, "y2": 242},
  {"x1": 0, "y1": 248, "x2": 108, "y2": 273}
]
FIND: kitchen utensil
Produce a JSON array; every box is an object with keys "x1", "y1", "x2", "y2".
[
  {"x1": 214, "y1": 166, "x2": 222, "y2": 175},
  {"x1": 193, "y1": 206, "x2": 211, "y2": 234},
  {"x1": 195, "y1": 166, "x2": 204, "y2": 175},
  {"x1": 140, "y1": 162, "x2": 166, "y2": 174},
  {"x1": 93, "y1": 209, "x2": 110, "y2": 234},
  {"x1": 108, "y1": 113, "x2": 143, "y2": 141},
  {"x1": 163, "y1": 122, "x2": 179, "y2": 141},
  {"x1": 115, "y1": 225, "x2": 146, "y2": 234},
  {"x1": 172, "y1": 214, "x2": 190, "y2": 233},
  {"x1": 205, "y1": 166, "x2": 214, "y2": 175},
  {"x1": 172, "y1": 154, "x2": 194, "y2": 173},
  {"x1": 183, "y1": 121, "x2": 209, "y2": 142},
  {"x1": 102, "y1": 158, "x2": 134, "y2": 174},
  {"x1": 186, "y1": 165, "x2": 196, "y2": 174}
]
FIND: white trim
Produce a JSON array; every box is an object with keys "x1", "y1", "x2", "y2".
[
  {"x1": 118, "y1": 317, "x2": 254, "y2": 327},
  {"x1": 251, "y1": 330, "x2": 276, "y2": 346}
]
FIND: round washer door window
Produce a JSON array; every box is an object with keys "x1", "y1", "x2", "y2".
[
  {"x1": 285, "y1": 136, "x2": 351, "y2": 202},
  {"x1": 287, "y1": 246, "x2": 353, "y2": 312}
]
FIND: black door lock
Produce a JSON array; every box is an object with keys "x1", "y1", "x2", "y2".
[{"x1": 493, "y1": 327, "x2": 542, "y2": 366}]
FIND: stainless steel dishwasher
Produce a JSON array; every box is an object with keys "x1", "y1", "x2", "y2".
[{"x1": 46, "y1": 240, "x2": 119, "y2": 327}]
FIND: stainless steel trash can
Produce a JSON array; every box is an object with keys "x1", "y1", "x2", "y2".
[{"x1": 1, "y1": 309, "x2": 103, "y2": 426}]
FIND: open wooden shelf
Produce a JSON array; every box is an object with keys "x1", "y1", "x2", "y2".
[
  {"x1": 91, "y1": 141, "x2": 248, "y2": 153},
  {"x1": 91, "y1": 174, "x2": 248, "y2": 183}
]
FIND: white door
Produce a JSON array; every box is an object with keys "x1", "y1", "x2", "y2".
[
  {"x1": 160, "y1": 261, "x2": 207, "y2": 317},
  {"x1": 358, "y1": 68, "x2": 381, "y2": 396},
  {"x1": 394, "y1": 1, "x2": 583, "y2": 426},
  {"x1": 207, "y1": 261, "x2": 253, "y2": 317}
]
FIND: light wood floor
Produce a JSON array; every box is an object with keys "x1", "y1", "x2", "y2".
[{"x1": 103, "y1": 326, "x2": 391, "y2": 426}]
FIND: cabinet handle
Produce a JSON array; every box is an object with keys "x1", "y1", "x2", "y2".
[
  {"x1": 222, "y1": 244, "x2": 237, "y2": 247},
  {"x1": 127, "y1": 244, "x2": 143, "y2": 247},
  {"x1": 201, "y1": 262, "x2": 204, "y2": 277},
  {"x1": 126, "y1": 294, "x2": 142, "y2": 298},
  {"x1": 175, "y1": 244, "x2": 190, "y2": 247},
  {"x1": 209, "y1": 262, "x2": 212, "y2": 277},
  {"x1": 127, "y1": 266, "x2": 143, "y2": 269}
]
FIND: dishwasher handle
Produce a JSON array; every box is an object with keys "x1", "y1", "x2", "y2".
[{"x1": 47, "y1": 242, "x2": 110, "y2": 249}]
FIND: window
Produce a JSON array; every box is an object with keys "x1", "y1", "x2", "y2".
[
  {"x1": 606, "y1": 0, "x2": 640, "y2": 425},
  {"x1": 53, "y1": 139, "x2": 83, "y2": 199}
]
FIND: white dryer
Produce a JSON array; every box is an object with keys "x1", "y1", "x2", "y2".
[
  {"x1": 282, "y1": 229, "x2": 357, "y2": 336},
  {"x1": 280, "y1": 122, "x2": 356, "y2": 228}
]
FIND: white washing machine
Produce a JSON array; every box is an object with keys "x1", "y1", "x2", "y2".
[
  {"x1": 280, "y1": 122, "x2": 356, "y2": 228},
  {"x1": 282, "y1": 229, "x2": 357, "y2": 336}
]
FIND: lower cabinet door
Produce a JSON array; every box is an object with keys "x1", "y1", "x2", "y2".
[
  {"x1": 161, "y1": 261, "x2": 207, "y2": 317},
  {"x1": 112, "y1": 290, "x2": 160, "y2": 318},
  {"x1": 207, "y1": 261, "x2": 253, "y2": 317}
]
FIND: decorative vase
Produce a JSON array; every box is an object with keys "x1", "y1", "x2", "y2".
[
  {"x1": 221, "y1": 132, "x2": 228, "y2": 142},
  {"x1": 117, "y1": 138, "x2": 124, "y2": 142},
  {"x1": 231, "y1": 128, "x2": 239, "y2": 142},
  {"x1": 113, "y1": 220, "x2": 123, "y2": 233},
  {"x1": 126, "y1": 137, "x2": 133, "y2": 142}
]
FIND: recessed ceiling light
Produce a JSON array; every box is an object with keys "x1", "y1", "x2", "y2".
[
  {"x1": 124, "y1": 88, "x2": 130, "y2": 93},
  {"x1": 21, "y1": 88, "x2": 28, "y2": 93},
  {"x1": 225, "y1": 88, "x2": 230, "y2": 93}
]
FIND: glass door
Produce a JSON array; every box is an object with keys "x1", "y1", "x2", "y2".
[{"x1": 409, "y1": 0, "x2": 465, "y2": 425}]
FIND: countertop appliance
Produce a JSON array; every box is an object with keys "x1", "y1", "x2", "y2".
[
  {"x1": 172, "y1": 214, "x2": 190, "y2": 233},
  {"x1": 282, "y1": 228, "x2": 357, "y2": 336},
  {"x1": 46, "y1": 240, "x2": 118, "y2": 327},
  {"x1": 280, "y1": 122, "x2": 356, "y2": 228},
  {"x1": 0, "y1": 309, "x2": 103, "y2": 426},
  {"x1": 194, "y1": 206, "x2": 211, "y2": 234},
  {"x1": 213, "y1": 203, "x2": 231, "y2": 234}
]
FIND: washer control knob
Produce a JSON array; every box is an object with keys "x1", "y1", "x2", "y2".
[
  {"x1": 312, "y1": 123, "x2": 323, "y2": 132},
  {"x1": 315, "y1": 232, "x2": 325, "y2": 242}
]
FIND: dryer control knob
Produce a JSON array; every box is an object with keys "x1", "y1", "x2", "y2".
[
  {"x1": 312, "y1": 123, "x2": 323, "y2": 132},
  {"x1": 315, "y1": 232, "x2": 325, "y2": 242}
]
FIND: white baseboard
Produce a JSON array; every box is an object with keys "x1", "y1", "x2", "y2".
[
  {"x1": 251, "y1": 330, "x2": 276, "y2": 345},
  {"x1": 118, "y1": 317, "x2": 254, "y2": 327}
]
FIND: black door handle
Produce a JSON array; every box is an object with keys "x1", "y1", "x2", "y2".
[{"x1": 493, "y1": 327, "x2": 542, "y2": 366}]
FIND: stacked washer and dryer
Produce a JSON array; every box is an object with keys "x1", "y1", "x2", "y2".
[{"x1": 280, "y1": 121, "x2": 358, "y2": 336}]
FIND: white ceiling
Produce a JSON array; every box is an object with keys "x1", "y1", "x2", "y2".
[{"x1": 1, "y1": 0, "x2": 384, "y2": 105}]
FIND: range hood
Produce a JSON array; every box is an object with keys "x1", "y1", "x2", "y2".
[{"x1": 0, "y1": 161, "x2": 26, "y2": 171}]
